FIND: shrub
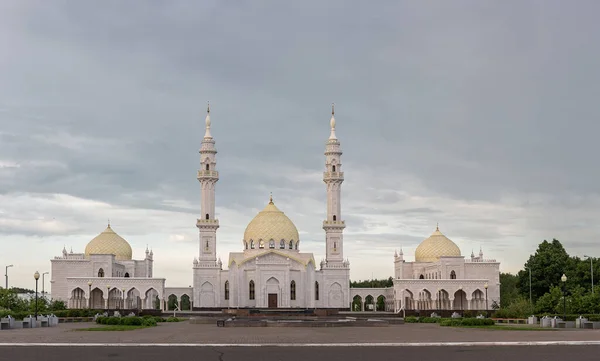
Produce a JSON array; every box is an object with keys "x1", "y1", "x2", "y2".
[
  {"x1": 404, "y1": 316, "x2": 419, "y2": 323},
  {"x1": 166, "y1": 317, "x2": 181, "y2": 322},
  {"x1": 105, "y1": 317, "x2": 121, "y2": 325},
  {"x1": 121, "y1": 317, "x2": 143, "y2": 326},
  {"x1": 142, "y1": 318, "x2": 157, "y2": 327},
  {"x1": 440, "y1": 318, "x2": 494, "y2": 327},
  {"x1": 418, "y1": 317, "x2": 440, "y2": 324}
]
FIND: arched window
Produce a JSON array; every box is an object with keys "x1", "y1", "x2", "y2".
[
  {"x1": 98, "y1": 268, "x2": 105, "y2": 278},
  {"x1": 245, "y1": 242, "x2": 248, "y2": 250},
  {"x1": 224, "y1": 281, "x2": 229, "y2": 300},
  {"x1": 419, "y1": 274, "x2": 424, "y2": 279},
  {"x1": 124, "y1": 272, "x2": 130, "y2": 278},
  {"x1": 280, "y1": 240, "x2": 285, "y2": 249},
  {"x1": 205, "y1": 164, "x2": 209, "y2": 171},
  {"x1": 250, "y1": 240, "x2": 255, "y2": 249},
  {"x1": 259, "y1": 240, "x2": 265, "y2": 249},
  {"x1": 333, "y1": 242, "x2": 337, "y2": 251},
  {"x1": 450, "y1": 270, "x2": 457, "y2": 279},
  {"x1": 332, "y1": 165, "x2": 336, "y2": 172},
  {"x1": 315, "y1": 281, "x2": 319, "y2": 301},
  {"x1": 269, "y1": 239, "x2": 275, "y2": 249},
  {"x1": 289, "y1": 240, "x2": 293, "y2": 249},
  {"x1": 290, "y1": 281, "x2": 296, "y2": 300},
  {"x1": 249, "y1": 281, "x2": 255, "y2": 300},
  {"x1": 205, "y1": 214, "x2": 209, "y2": 220},
  {"x1": 333, "y1": 215, "x2": 337, "y2": 221}
]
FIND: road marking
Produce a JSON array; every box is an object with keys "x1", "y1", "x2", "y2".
[{"x1": 1, "y1": 342, "x2": 600, "y2": 347}]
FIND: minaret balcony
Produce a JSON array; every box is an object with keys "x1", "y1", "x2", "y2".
[
  {"x1": 323, "y1": 171, "x2": 344, "y2": 180},
  {"x1": 196, "y1": 218, "x2": 220, "y2": 228},
  {"x1": 197, "y1": 170, "x2": 219, "y2": 179},
  {"x1": 323, "y1": 220, "x2": 346, "y2": 229}
]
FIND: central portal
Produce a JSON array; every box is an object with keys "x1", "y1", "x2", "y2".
[{"x1": 268, "y1": 293, "x2": 278, "y2": 308}]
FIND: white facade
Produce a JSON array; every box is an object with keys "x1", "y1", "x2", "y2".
[
  {"x1": 350, "y1": 228, "x2": 500, "y2": 313},
  {"x1": 192, "y1": 105, "x2": 350, "y2": 309}
]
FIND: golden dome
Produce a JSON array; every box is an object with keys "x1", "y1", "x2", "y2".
[
  {"x1": 414, "y1": 226, "x2": 461, "y2": 262},
  {"x1": 85, "y1": 224, "x2": 133, "y2": 261},
  {"x1": 243, "y1": 196, "x2": 300, "y2": 249}
]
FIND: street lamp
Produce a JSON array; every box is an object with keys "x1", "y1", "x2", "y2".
[
  {"x1": 561, "y1": 274, "x2": 567, "y2": 321},
  {"x1": 42, "y1": 272, "x2": 49, "y2": 294},
  {"x1": 5, "y1": 265, "x2": 13, "y2": 289},
  {"x1": 458, "y1": 286, "x2": 463, "y2": 315},
  {"x1": 584, "y1": 255, "x2": 594, "y2": 295},
  {"x1": 107, "y1": 285, "x2": 111, "y2": 314},
  {"x1": 33, "y1": 271, "x2": 40, "y2": 320},
  {"x1": 484, "y1": 283, "x2": 489, "y2": 317},
  {"x1": 88, "y1": 281, "x2": 92, "y2": 309}
]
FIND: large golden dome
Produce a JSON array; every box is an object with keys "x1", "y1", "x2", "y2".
[
  {"x1": 243, "y1": 197, "x2": 300, "y2": 249},
  {"x1": 85, "y1": 224, "x2": 133, "y2": 261},
  {"x1": 414, "y1": 226, "x2": 461, "y2": 262}
]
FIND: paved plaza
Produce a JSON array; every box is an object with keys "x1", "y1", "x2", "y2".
[{"x1": 1, "y1": 321, "x2": 600, "y2": 344}]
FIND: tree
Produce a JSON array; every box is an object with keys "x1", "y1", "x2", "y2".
[
  {"x1": 517, "y1": 239, "x2": 571, "y2": 302},
  {"x1": 499, "y1": 273, "x2": 520, "y2": 307},
  {"x1": 350, "y1": 277, "x2": 393, "y2": 288}
]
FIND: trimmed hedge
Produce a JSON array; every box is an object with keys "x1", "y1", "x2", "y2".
[
  {"x1": 95, "y1": 316, "x2": 183, "y2": 326},
  {"x1": 440, "y1": 318, "x2": 495, "y2": 327}
]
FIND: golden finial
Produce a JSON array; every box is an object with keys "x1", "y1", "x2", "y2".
[{"x1": 269, "y1": 192, "x2": 273, "y2": 204}]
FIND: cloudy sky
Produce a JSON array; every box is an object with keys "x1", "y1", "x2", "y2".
[{"x1": 1, "y1": 1, "x2": 599, "y2": 291}]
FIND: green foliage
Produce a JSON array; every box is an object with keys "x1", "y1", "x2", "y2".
[
  {"x1": 440, "y1": 318, "x2": 494, "y2": 327},
  {"x1": 404, "y1": 316, "x2": 419, "y2": 323},
  {"x1": 166, "y1": 316, "x2": 181, "y2": 322},
  {"x1": 95, "y1": 316, "x2": 157, "y2": 327},
  {"x1": 494, "y1": 297, "x2": 533, "y2": 318},
  {"x1": 500, "y1": 273, "x2": 520, "y2": 307},
  {"x1": 350, "y1": 277, "x2": 393, "y2": 288},
  {"x1": 142, "y1": 317, "x2": 157, "y2": 327}
]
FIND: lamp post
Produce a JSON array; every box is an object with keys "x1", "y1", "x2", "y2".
[
  {"x1": 88, "y1": 281, "x2": 92, "y2": 309},
  {"x1": 33, "y1": 271, "x2": 40, "y2": 320},
  {"x1": 5, "y1": 265, "x2": 13, "y2": 289},
  {"x1": 42, "y1": 272, "x2": 49, "y2": 294},
  {"x1": 107, "y1": 285, "x2": 110, "y2": 314},
  {"x1": 458, "y1": 286, "x2": 463, "y2": 315},
  {"x1": 561, "y1": 274, "x2": 567, "y2": 321},
  {"x1": 584, "y1": 255, "x2": 594, "y2": 294},
  {"x1": 484, "y1": 283, "x2": 489, "y2": 317},
  {"x1": 528, "y1": 267, "x2": 532, "y2": 306}
]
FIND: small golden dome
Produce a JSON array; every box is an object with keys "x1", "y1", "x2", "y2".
[
  {"x1": 85, "y1": 224, "x2": 133, "y2": 261},
  {"x1": 243, "y1": 197, "x2": 300, "y2": 248},
  {"x1": 414, "y1": 226, "x2": 461, "y2": 262}
]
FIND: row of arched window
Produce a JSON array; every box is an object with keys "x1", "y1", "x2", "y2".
[
  {"x1": 97, "y1": 268, "x2": 130, "y2": 278},
  {"x1": 418, "y1": 270, "x2": 456, "y2": 280},
  {"x1": 224, "y1": 280, "x2": 320, "y2": 301},
  {"x1": 245, "y1": 239, "x2": 298, "y2": 250}
]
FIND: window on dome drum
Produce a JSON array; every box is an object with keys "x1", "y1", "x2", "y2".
[
  {"x1": 450, "y1": 270, "x2": 456, "y2": 279},
  {"x1": 251, "y1": 240, "x2": 255, "y2": 249},
  {"x1": 205, "y1": 164, "x2": 209, "y2": 171},
  {"x1": 419, "y1": 274, "x2": 424, "y2": 279},
  {"x1": 280, "y1": 240, "x2": 285, "y2": 249},
  {"x1": 315, "y1": 281, "x2": 319, "y2": 300},
  {"x1": 259, "y1": 240, "x2": 265, "y2": 249},
  {"x1": 205, "y1": 214, "x2": 209, "y2": 220},
  {"x1": 98, "y1": 268, "x2": 104, "y2": 278},
  {"x1": 289, "y1": 240, "x2": 293, "y2": 249},
  {"x1": 124, "y1": 272, "x2": 130, "y2": 278},
  {"x1": 333, "y1": 215, "x2": 337, "y2": 221},
  {"x1": 290, "y1": 281, "x2": 296, "y2": 300},
  {"x1": 224, "y1": 281, "x2": 229, "y2": 300},
  {"x1": 249, "y1": 281, "x2": 255, "y2": 300},
  {"x1": 269, "y1": 240, "x2": 275, "y2": 249}
]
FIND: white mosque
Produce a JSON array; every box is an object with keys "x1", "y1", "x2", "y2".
[{"x1": 50, "y1": 106, "x2": 500, "y2": 312}]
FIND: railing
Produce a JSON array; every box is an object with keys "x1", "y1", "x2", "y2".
[
  {"x1": 197, "y1": 170, "x2": 219, "y2": 178},
  {"x1": 465, "y1": 259, "x2": 498, "y2": 263},
  {"x1": 196, "y1": 219, "x2": 220, "y2": 226},
  {"x1": 323, "y1": 171, "x2": 344, "y2": 179},
  {"x1": 323, "y1": 220, "x2": 345, "y2": 226}
]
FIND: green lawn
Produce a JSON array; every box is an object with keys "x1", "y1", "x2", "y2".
[
  {"x1": 451, "y1": 324, "x2": 557, "y2": 331},
  {"x1": 76, "y1": 325, "x2": 152, "y2": 331}
]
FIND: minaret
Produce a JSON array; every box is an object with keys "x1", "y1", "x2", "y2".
[
  {"x1": 323, "y1": 104, "x2": 346, "y2": 265},
  {"x1": 196, "y1": 103, "x2": 219, "y2": 263}
]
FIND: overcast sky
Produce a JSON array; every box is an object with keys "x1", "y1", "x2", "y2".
[{"x1": 1, "y1": 1, "x2": 599, "y2": 291}]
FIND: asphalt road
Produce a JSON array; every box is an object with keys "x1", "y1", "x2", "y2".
[{"x1": 1, "y1": 345, "x2": 599, "y2": 361}]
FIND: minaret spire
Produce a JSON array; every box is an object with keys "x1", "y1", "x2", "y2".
[
  {"x1": 329, "y1": 103, "x2": 337, "y2": 140},
  {"x1": 204, "y1": 102, "x2": 212, "y2": 139}
]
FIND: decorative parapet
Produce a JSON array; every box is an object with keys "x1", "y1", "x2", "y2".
[
  {"x1": 196, "y1": 219, "x2": 220, "y2": 228},
  {"x1": 193, "y1": 261, "x2": 221, "y2": 269},
  {"x1": 465, "y1": 259, "x2": 498, "y2": 263},
  {"x1": 197, "y1": 170, "x2": 219, "y2": 179},
  {"x1": 323, "y1": 171, "x2": 344, "y2": 179}
]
